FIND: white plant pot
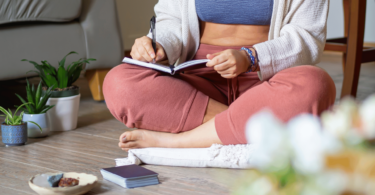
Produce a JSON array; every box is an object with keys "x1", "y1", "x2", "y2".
[
  {"x1": 46, "y1": 94, "x2": 81, "y2": 131},
  {"x1": 23, "y1": 113, "x2": 49, "y2": 138}
]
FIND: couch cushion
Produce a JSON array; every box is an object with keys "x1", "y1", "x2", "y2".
[{"x1": 0, "y1": 0, "x2": 82, "y2": 25}]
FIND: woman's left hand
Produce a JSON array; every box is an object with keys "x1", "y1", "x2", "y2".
[{"x1": 206, "y1": 49, "x2": 250, "y2": 79}]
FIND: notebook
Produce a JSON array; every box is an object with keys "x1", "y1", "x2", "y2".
[
  {"x1": 100, "y1": 164, "x2": 159, "y2": 188},
  {"x1": 123, "y1": 57, "x2": 210, "y2": 75}
]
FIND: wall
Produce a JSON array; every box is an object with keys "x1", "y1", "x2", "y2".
[
  {"x1": 117, "y1": 0, "x2": 375, "y2": 51},
  {"x1": 327, "y1": 0, "x2": 374, "y2": 43},
  {"x1": 116, "y1": 0, "x2": 158, "y2": 50}
]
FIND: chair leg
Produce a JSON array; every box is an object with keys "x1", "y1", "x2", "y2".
[
  {"x1": 85, "y1": 69, "x2": 111, "y2": 101},
  {"x1": 341, "y1": 0, "x2": 366, "y2": 98}
]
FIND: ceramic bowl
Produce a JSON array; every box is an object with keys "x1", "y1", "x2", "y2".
[{"x1": 29, "y1": 172, "x2": 98, "y2": 195}]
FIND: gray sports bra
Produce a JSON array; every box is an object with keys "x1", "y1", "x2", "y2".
[{"x1": 196, "y1": 0, "x2": 274, "y2": 25}]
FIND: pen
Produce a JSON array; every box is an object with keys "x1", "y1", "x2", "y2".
[{"x1": 150, "y1": 16, "x2": 156, "y2": 64}]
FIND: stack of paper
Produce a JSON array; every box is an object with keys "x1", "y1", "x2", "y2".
[{"x1": 100, "y1": 164, "x2": 159, "y2": 188}]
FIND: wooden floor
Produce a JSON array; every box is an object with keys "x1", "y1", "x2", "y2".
[{"x1": 0, "y1": 52, "x2": 374, "y2": 195}]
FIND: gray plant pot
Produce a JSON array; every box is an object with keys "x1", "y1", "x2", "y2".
[
  {"x1": 23, "y1": 113, "x2": 49, "y2": 138},
  {"x1": 1, "y1": 122, "x2": 28, "y2": 146}
]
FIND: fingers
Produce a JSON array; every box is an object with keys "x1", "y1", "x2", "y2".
[
  {"x1": 206, "y1": 51, "x2": 222, "y2": 60},
  {"x1": 206, "y1": 52, "x2": 228, "y2": 67},
  {"x1": 130, "y1": 36, "x2": 157, "y2": 62},
  {"x1": 213, "y1": 60, "x2": 235, "y2": 71}
]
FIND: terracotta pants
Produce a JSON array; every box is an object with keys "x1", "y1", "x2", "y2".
[{"x1": 103, "y1": 44, "x2": 336, "y2": 145}]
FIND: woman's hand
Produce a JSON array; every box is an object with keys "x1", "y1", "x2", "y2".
[
  {"x1": 206, "y1": 49, "x2": 250, "y2": 79},
  {"x1": 130, "y1": 36, "x2": 167, "y2": 63}
]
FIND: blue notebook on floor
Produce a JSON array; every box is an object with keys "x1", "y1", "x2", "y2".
[{"x1": 100, "y1": 164, "x2": 159, "y2": 188}]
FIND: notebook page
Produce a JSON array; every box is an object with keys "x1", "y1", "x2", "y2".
[{"x1": 123, "y1": 57, "x2": 171, "y2": 73}]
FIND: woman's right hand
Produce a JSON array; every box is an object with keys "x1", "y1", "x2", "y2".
[{"x1": 130, "y1": 36, "x2": 167, "y2": 63}]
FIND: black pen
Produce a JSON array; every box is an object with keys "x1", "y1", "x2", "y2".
[{"x1": 150, "y1": 16, "x2": 156, "y2": 63}]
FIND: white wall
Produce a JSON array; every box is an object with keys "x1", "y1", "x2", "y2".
[
  {"x1": 327, "y1": 0, "x2": 375, "y2": 43},
  {"x1": 117, "y1": 0, "x2": 375, "y2": 51}
]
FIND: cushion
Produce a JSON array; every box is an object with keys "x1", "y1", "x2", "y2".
[
  {"x1": 115, "y1": 144, "x2": 253, "y2": 169},
  {"x1": 0, "y1": 0, "x2": 82, "y2": 25}
]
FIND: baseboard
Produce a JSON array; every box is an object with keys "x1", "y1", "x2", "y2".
[{"x1": 364, "y1": 42, "x2": 375, "y2": 47}]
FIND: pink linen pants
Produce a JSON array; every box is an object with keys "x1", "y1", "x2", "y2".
[{"x1": 103, "y1": 44, "x2": 336, "y2": 145}]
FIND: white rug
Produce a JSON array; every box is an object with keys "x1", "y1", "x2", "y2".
[{"x1": 115, "y1": 144, "x2": 253, "y2": 169}]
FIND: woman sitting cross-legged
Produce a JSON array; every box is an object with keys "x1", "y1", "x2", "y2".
[{"x1": 103, "y1": 0, "x2": 335, "y2": 151}]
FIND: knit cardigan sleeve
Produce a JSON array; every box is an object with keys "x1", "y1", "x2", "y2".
[
  {"x1": 147, "y1": 0, "x2": 183, "y2": 65},
  {"x1": 253, "y1": 0, "x2": 329, "y2": 81}
]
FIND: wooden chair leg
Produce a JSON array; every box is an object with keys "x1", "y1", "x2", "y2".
[
  {"x1": 341, "y1": 0, "x2": 350, "y2": 73},
  {"x1": 85, "y1": 69, "x2": 111, "y2": 101},
  {"x1": 341, "y1": 0, "x2": 366, "y2": 98}
]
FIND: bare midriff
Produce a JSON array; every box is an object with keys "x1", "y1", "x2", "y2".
[{"x1": 199, "y1": 21, "x2": 270, "y2": 46}]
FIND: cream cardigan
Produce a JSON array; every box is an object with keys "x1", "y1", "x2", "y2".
[{"x1": 147, "y1": 0, "x2": 329, "y2": 80}]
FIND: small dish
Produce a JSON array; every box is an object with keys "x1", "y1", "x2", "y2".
[{"x1": 29, "y1": 172, "x2": 98, "y2": 195}]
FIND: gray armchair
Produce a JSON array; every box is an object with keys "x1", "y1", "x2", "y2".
[{"x1": 0, "y1": 0, "x2": 124, "y2": 100}]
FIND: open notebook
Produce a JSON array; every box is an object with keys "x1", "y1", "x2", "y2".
[{"x1": 123, "y1": 57, "x2": 210, "y2": 75}]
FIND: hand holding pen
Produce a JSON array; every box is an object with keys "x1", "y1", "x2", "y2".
[{"x1": 129, "y1": 16, "x2": 167, "y2": 63}]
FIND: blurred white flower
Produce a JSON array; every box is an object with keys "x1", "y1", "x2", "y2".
[
  {"x1": 242, "y1": 176, "x2": 275, "y2": 195},
  {"x1": 302, "y1": 170, "x2": 348, "y2": 195},
  {"x1": 359, "y1": 95, "x2": 375, "y2": 139},
  {"x1": 321, "y1": 97, "x2": 359, "y2": 139},
  {"x1": 246, "y1": 109, "x2": 291, "y2": 172},
  {"x1": 287, "y1": 114, "x2": 341, "y2": 175}
]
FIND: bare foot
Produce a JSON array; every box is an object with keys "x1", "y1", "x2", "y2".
[
  {"x1": 118, "y1": 129, "x2": 180, "y2": 151},
  {"x1": 118, "y1": 118, "x2": 222, "y2": 151}
]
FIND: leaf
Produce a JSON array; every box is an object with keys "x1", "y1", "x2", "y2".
[
  {"x1": 0, "y1": 106, "x2": 12, "y2": 122},
  {"x1": 26, "y1": 121, "x2": 43, "y2": 132},
  {"x1": 40, "y1": 105, "x2": 55, "y2": 114},
  {"x1": 14, "y1": 115, "x2": 23, "y2": 125},
  {"x1": 37, "y1": 85, "x2": 54, "y2": 111},
  {"x1": 68, "y1": 64, "x2": 83, "y2": 86},
  {"x1": 43, "y1": 69, "x2": 59, "y2": 89},
  {"x1": 14, "y1": 102, "x2": 32, "y2": 118},
  {"x1": 57, "y1": 66, "x2": 68, "y2": 88},
  {"x1": 8, "y1": 108, "x2": 13, "y2": 118},
  {"x1": 41, "y1": 61, "x2": 57, "y2": 76},
  {"x1": 15, "y1": 94, "x2": 33, "y2": 114},
  {"x1": 59, "y1": 51, "x2": 78, "y2": 68},
  {"x1": 25, "y1": 83, "x2": 35, "y2": 105},
  {"x1": 22, "y1": 59, "x2": 43, "y2": 73},
  {"x1": 35, "y1": 80, "x2": 42, "y2": 110}
]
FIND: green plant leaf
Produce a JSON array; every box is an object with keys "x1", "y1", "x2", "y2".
[
  {"x1": 41, "y1": 60, "x2": 57, "y2": 76},
  {"x1": 57, "y1": 65, "x2": 68, "y2": 88},
  {"x1": 25, "y1": 83, "x2": 35, "y2": 105},
  {"x1": 35, "y1": 80, "x2": 42, "y2": 109},
  {"x1": 37, "y1": 85, "x2": 53, "y2": 111},
  {"x1": 0, "y1": 106, "x2": 12, "y2": 123},
  {"x1": 7, "y1": 108, "x2": 13, "y2": 118},
  {"x1": 26, "y1": 121, "x2": 43, "y2": 132},
  {"x1": 43, "y1": 69, "x2": 59, "y2": 89},
  {"x1": 69, "y1": 65, "x2": 83, "y2": 86},
  {"x1": 22, "y1": 59, "x2": 44, "y2": 73},
  {"x1": 14, "y1": 115, "x2": 23, "y2": 125},
  {"x1": 15, "y1": 94, "x2": 33, "y2": 114},
  {"x1": 14, "y1": 102, "x2": 32, "y2": 119},
  {"x1": 40, "y1": 105, "x2": 55, "y2": 114},
  {"x1": 59, "y1": 51, "x2": 78, "y2": 68}
]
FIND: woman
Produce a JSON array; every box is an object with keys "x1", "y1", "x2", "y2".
[{"x1": 103, "y1": 0, "x2": 336, "y2": 151}]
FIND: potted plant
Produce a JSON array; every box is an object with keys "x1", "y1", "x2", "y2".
[
  {"x1": 1, "y1": 103, "x2": 42, "y2": 146},
  {"x1": 22, "y1": 51, "x2": 96, "y2": 131},
  {"x1": 16, "y1": 79, "x2": 54, "y2": 138}
]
